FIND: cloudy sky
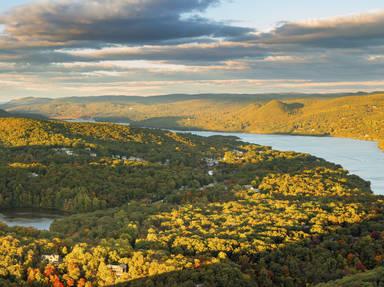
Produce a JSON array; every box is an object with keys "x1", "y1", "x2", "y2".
[{"x1": 1, "y1": 0, "x2": 384, "y2": 100}]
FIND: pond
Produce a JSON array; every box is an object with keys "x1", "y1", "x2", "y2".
[{"x1": 0, "y1": 209, "x2": 63, "y2": 230}]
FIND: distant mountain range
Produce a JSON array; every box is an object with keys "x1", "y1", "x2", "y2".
[
  {"x1": 1, "y1": 91, "x2": 383, "y2": 150},
  {"x1": 1, "y1": 91, "x2": 373, "y2": 108}
]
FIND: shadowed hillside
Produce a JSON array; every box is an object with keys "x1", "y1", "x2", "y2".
[
  {"x1": 315, "y1": 267, "x2": 384, "y2": 287},
  {"x1": 0, "y1": 109, "x2": 10, "y2": 117}
]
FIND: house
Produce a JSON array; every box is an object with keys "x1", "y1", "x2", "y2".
[
  {"x1": 199, "y1": 183, "x2": 216, "y2": 191},
  {"x1": 205, "y1": 158, "x2": 219, "y2": 167},
  {"x1": 42, "y1": 255, "x2": 61, "y2": 265},
  {"x1": 128, "y1": 156, "x2": 145, "y2": 162},
  {"x1": 90, "y1": 153, "x2": 97, "y2": 157},
  {"x1": 233, "y1": 149, "x2": 244, "y2": 155},
  {"x1": 61, "y1": 148, "x2": 74, "y2": 156},
  {"x1": 53, "y1": 148, "x2": 75, "y2": 156},
  {"x1": 107, "y1": 264, "x2": 128, "y2": 277},
  {"x1": 243, "y1": 185, "x2": 261, "y2": 192}
]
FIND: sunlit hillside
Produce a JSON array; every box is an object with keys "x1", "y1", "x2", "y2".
[
  {"x1": 4, "y1": 92, "x2": 384, "y2": 150},
  {"x1": 0, "y1": 117, "x2": 383, "y2": 286}
]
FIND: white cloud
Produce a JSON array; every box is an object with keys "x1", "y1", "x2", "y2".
[
  {"x1": 367, "y1": 55, "x2": 384, "y2": 62},
  {"x1": 52, "y1": 59, "x2": 250, "y2": 73},
  {"x1": 262, "y1": 55, "x2": 308, "y2": 63}
]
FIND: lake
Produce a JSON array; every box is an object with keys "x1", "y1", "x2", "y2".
[
  {"x1": 1, "y1": 131, "x2": 383, "y2": 230},
  {"x1": 186, "y1": 131, "x2": 384, "y2": 195},
  {"x1": 0, "y1": 209, "x2": 63, "y2": 230}
]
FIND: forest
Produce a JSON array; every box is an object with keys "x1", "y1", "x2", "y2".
[
  {"x1": 0, "y1": 117, "x2": 383, "y2": 286},
  {"x1": 2, "y1": 92, "x2": 384, "y2": 151}
]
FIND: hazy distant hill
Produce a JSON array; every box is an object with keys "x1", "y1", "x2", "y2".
[
  {"x1": 0, "y1": 109, "x2": 10, "y2": 117},
  {"x1": 0, "y1": 107, "x2": 47, "y2": 120},
  {"x1": 2, "y1": 91, "x2": 383, "y2": 150},
  {"x1": 2, "y1": 96, "x2": 53, "y2": 108}
]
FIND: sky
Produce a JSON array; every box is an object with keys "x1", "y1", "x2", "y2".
[{"x1": 0, "y1": 0, "x2": 384, "y2": 100}]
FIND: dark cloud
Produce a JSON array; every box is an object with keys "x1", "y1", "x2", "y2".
[
  {"x1": 0, "y1": 0, "x2": 253, "y2": 47},
  {"x1": 257, "y1": 11, "x2": 384, "y2": 48},
  {"x1": 1, "y1": 2, "x2": 384, "y2": 98}
]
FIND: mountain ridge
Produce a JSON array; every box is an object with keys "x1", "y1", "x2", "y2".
[{"x1": 2, "y1": 91, "x2": 384, "y2": 150}]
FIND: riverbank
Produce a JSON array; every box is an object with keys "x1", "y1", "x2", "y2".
[
  {"x1": 0, "y1": 208, "x2": 64, "y2": 230},
  {"x1": 185, "y1": 130, "x2": 384, "y2": 195}
]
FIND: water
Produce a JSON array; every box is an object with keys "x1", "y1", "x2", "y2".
[
  {"x1": 0, "y1": 209, "x2": 63, "y2": 230},
  {"x1": 1, "y1": 132, "x2": 383, "y2": 230},
  {"x1": 186, "y1": 131, "x2": 384, "y2": 195}
]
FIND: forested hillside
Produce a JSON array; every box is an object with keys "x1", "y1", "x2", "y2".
[
  {"x1": 2, "y1": 92, "x2": 384, "y2": 150},
  {"x1": 0, "y1": 117, "x2": 383, "y2": 286},
  {"x1": 315, "y1": 267, "x2": 384, "y2": 287}
]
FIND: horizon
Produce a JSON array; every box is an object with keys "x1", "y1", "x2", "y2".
[
  {"x1": 2, "y1": 90, "x2": 383, "y2": 103},
  {"x1": 1, "y1": 0, "x2": 384, "y2": 100}
]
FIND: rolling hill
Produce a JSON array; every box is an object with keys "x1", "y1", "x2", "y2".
[
  {"x1": 2, "y1": 92, "x2": 384, "y2": 150},
  {"x1": 0, "y1": 116, "x2": 384, "y2": 287}
]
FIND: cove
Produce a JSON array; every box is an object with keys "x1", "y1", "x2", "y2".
[
  {"x1": 186, "y1": 131, "x2": 384, "y2": 195},
  {"x1": 0, "y1": 209, "x2": 63, "y2": 230}
]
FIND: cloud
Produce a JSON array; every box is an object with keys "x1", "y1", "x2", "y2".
[
  {"x1": 262, "y1": 55, "x2": 310, "y2": 63},
  {"x1": 56, "y1": 41, "x2": 262, "y2": 61},
  {"x1": 257, "y1": 11, "x2": 384, "y2": 48},
  {"x1": 0, "y1": 0, "x2": 253, "y2": 48},
  {"x1": 52, "y1": 59, "x2": 250, "y2": 74},
  {"x1": 367, "y1": 55, "x2": 384, "y2": 62},
  {"x1": 1, "y1": 3, "x2": 384, "y2": 98}
]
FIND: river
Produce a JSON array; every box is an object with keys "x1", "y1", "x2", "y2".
[
  {"x1": 1, "y1": 131, "x2": 383, "y2": 230},
  {"x1": 186, "y1": 131, "x2": 384, "y2": 195}
]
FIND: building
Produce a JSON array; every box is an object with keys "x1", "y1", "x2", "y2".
[
  {"x1": 107, "y1": 264, "x2": 128, "y2": 277},
  {"x1": 42, "y1": 255, "x2": 61, "y2": 265},
  {"x1": 208, "y1": 170, "x2": 214, "y2": 176},
  {"x1": 243, "y1": 185, "x2": 261, "y2": 192},
  {"x1": 205, "y1": 158, "x2": 219, "y2": 167},
  {"x1": 128, "y1": 156, "x2": 145, "y2": 162},
  {"x1": 55, "y1": 148, "x2": 75, "y2": 156}
]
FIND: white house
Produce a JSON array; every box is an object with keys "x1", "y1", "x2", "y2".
[
  {"x1": 128, "y1": 156, "x2": 145, "y2": 162},
  {"x1": 107, "y1": 264, "x2": 128, "y2": 277},
  {"x1": 42, "y1": 255, "x2": 61, "y2": 265}
]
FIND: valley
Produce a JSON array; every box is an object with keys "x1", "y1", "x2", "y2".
[{"x1": 0, "y1": 117, "x2": 383, "y2": 286}]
